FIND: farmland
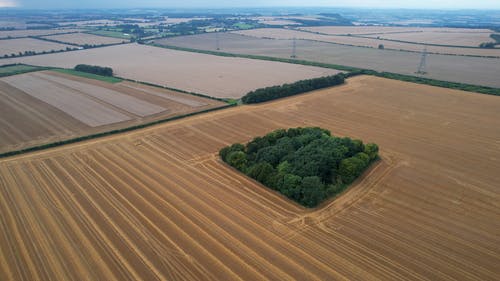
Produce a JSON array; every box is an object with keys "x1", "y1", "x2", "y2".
[
  {"x1": 0, "y1": 76, "x2": 499, "y2": 280},
  {"x1": 42, "y1": 32, "x2": 128, "y2": 46},
  {"x1": 363, "y1": 31, "x2": 497, "y2": 47},
  {"x1": 298, "y1": 26, "x2": 495, "y2": 35},
  {"x1": 232, "y1": 28, "x2": 500, "y2": 57},
  {"x1": 0, "y1": 70, "x2": 224, "y2": 153},
  {"x1": 0, "y1": 29, "x2": 82, "y2": 39},
  {"x1": 157, "y1": 32, "x2": 500, "y2": 88},
  {"x1": 0, "y1": 38, "x2": 75, "y2": 57},
  {"x1": 3, "y1": 43, "x2": 340, "y2": 98}
]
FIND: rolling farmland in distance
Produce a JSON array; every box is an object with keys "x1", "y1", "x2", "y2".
[
  {"x1": 232, "y1": 28, "x2": 500, "y2": 57},
  {"x1": 42, "y1": 32, "x2": 128, "y2": 45},
  {"x1": 0, "y1": 38, "x2": 76, "y2": 57},
  {"x1": 0, "y1": 76, "x2": 498, "y2": 280},
  {"x1": 157, "y1": 32, "x2": 500, "y2": 88},
  {"x1": 2, "y1": 43, "x2": 340, "y2": 98}
]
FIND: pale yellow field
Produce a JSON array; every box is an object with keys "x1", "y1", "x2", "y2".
[
  {"x1": 0, "y1": 38, "x2": 75, "y2": 57},
  {"x1": 3, "y1": 43, "x2": 340, "y2": 98},
  {"x1": 364, "y1": 31, "x2": 495, "y2": 47},
  {"x1": 0, "y1": 29, "x2": 82, "y2": 39},
  {"x1": 299, "y1": 26, "x2": 495, "y2": 35},
  {"x1": 233, "y1": 28, "x2": 500, "y2": 57},
  {"x1": 42, "y1": 33, "x2": 127, "y2": 45},
  {"x1": 0, "y1": 76, "x2": 498, "y2": 280}
]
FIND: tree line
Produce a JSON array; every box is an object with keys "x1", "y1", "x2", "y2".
[
  {"x1": 220, "y1": 127, "x2": 379, "y2": 208},
  {"x1": 74, "y1": 64, "x2": 113, "y2": 76},
  {"x1": 241, "y1": 73, "x2": 346, "y2": 104}
]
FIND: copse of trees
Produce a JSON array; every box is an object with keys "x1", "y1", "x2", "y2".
[
  {"x1": 220, "y1": 127, "x2": 379, "y2": 207},
  {"x1": 74, "y1": 64, "x2": 113, "y2": 76},
  {"x1": 241, "y1": 73, "x2": 346, "y2": 104}
]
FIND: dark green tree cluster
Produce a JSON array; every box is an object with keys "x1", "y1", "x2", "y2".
[
  {"x1": 241, "y1": 74, "x2": 345, "y2": 104},
  {"x1": 220, "y1": 127, "x2": 378, "y2": 208},
  {"x1": 479, "y1": 42, "x2": 496, "y2": 48},
  {"x1": 74, "y1": 64, "x2": 113, "y2": 76}
]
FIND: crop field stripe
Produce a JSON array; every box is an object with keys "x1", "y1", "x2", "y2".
[
  {"x1": 0, "y1": 97, "x2": 233, "y2": 159},
  {"x1": 35, "y1": 72, "x2": 166, "y2": 117}
]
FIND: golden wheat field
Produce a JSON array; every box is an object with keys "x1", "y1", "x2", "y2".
[{"x1": 0, "y1": 76, "x2": 498, "y2": 280}]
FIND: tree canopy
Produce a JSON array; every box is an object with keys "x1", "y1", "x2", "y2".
[
  {"x1": 74, "y1": 64, "x2": 113, "y2": 76},
  {"x1": 241, "y1": 74, "x2": 345, "y2": 104},
  {"x1": 220, "y1": 127, "x2": 379, "y2": 208}
]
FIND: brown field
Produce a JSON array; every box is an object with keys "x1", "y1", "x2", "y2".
[
  {"x1": 0, "y1": 70, "x2": 224, "y2": 153},
  {"x1": 2, "y1": 43, "x2": 340, "y2": 98},
  {"x1": 157, "y1": 33, "x2": 500, "y2": 88},
  {"x1": 232, "y1": 28, "x2": 500, "y2": 57},
  {"x1": 42, "y1": 32, "x2": 127, "y2": 45},
  {"x1": 0, "y1": 76, "x2": 498, "y2": 280},
  {"x1": 0, "y1": 29, "x2": 82, "y2": 39},
  {"x1": 0, "y1": 38, "x2": 75, "y2": 57}
]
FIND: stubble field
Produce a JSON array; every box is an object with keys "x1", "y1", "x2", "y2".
[
  {"x1": 42, "y1": 32, "x2": 128, "y2": 45},
  {"x1": 232, "y1": 28, "x2": 500, "y2": 57},
  {"x1": 298, "y1": 26, "x2": 495, "y2": 35},
  {"x1": 0, "y1": 29, "x2": 82, "y2": 39},
  {"x1": 157, "y1": 32, "x2": 500, "y2": 88},
  {"x1": 0, "y1": 70, "x2": 224, "y2": 153},
  {"x1": 3, "y1": 43, "x2": 339, "y2": 98},
  {"x1": 0, "y1": 76, "x2": 498, "y2": 280},
  {"x1": 0, "y1": 38, "x2": 75, "y2": 57}
]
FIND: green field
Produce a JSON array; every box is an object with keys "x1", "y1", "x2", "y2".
[
  {"x1": 0, "y1": 64, "x2": 47, "y2": 77},
  {"x1": 52, "y1": 68, "x2": 123, "y2": 83}
]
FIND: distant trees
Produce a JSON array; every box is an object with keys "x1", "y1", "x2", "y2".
[
  {"x1": 241, "y1": 73, "x2": 346, "y2": 104},
  {"x1": 479, "y1": 42, "x2": 496, "y2": 49},
  {"x1": 220, "y1": 127, "x2": 379, "y2": 207},
  {"x1": 378, "y1": 44, "x2": 385, "y2": 49},
  {"x1": 74, "y1": 64, "x2": 113, "y2": 76}
]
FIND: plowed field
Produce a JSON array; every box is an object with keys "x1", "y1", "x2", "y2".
[{"x1": 0, "y1": 76, "x2": 499, "y2": 280}]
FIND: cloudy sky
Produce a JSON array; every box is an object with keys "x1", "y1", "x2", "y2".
[{"x1": 1, "y1": 0, "x2": 499, "y2": 9}]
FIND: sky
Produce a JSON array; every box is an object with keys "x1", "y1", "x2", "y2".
[{"x1": 1, "y1": 0, "x2": 499, "y2": 9}]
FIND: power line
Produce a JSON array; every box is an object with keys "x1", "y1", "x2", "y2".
[
  {"x1": 416, "y1": 47, "x2": 428, "y2": 75},
  {"x1": 215, "y1": 32, "x2": 220, "y2": 50},
  {"x1": 291, "y1": 37, "x2": 297, "y2": 58}
]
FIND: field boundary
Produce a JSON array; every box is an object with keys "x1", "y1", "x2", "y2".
[
  {"x1": 151, "y1": 43, "x2": 500, "y2": 96},
  {"x1": 0, "y1": 103, "x2": 235, "y2": 159},
  {"x1": 0, "y1": 63, "x2": 51, "y2": 77}
]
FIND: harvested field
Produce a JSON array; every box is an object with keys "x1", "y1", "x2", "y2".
[
  {"x1": 0, "y1": 29, "x2": 82, "y2": 39},
  {"x1": 0, "y1": 76, "x2": 499, "y2": 280},
  {"x1": 232, "y1": 28, "x2": 500, "y2": 57},
  {"x1": 363, "y1": 31, "x2": 497, "y2": 47},
  {"x1": 0, "y1": 70, "x2": 224, "y2": 153},
  {"x1": 299, "y1": 26, "x2": 495, "y2": 35},
  {"x1": 3, "y1": 43, "x2": 340, "y2": 98},
  {"x1": 1, "y1": 72, "x2": 132, "y2": 127},
  {"x1": 58, "y1": 19, "x2": 123, "y2": 27},
  {"x1": 158, "y1": 33, "x2": 500, "y2": 88},
  {"x1": 42, "y1": 32, "x2": 128, "y2": 45},
  {"x1": 0, "y1": 38, "x2": 75, "y2": 57}
]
